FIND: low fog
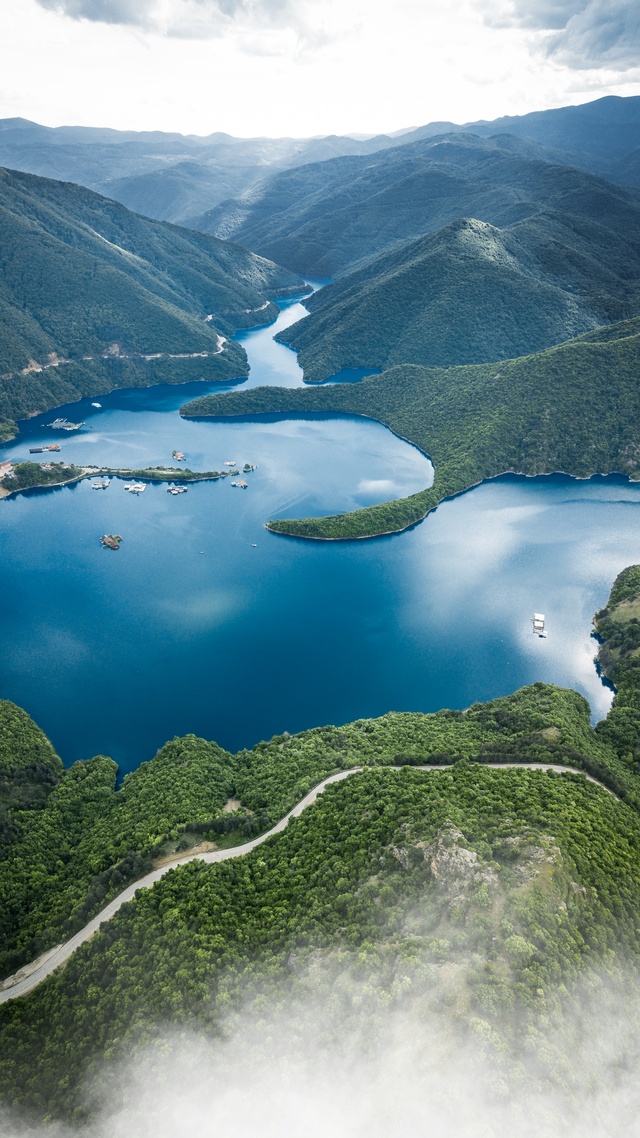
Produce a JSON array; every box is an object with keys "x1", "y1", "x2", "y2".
[{"x1": 3, "y1": 964, "x2": 640, "y2": 1138}]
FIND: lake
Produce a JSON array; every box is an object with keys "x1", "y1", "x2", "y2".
[{"x1": 1, "y1": 294, "x2": 639, "y2": 770}]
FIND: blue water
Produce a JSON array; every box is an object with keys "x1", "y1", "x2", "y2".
[{"x1": 1, "y1": 297, "x2": 640, "y2": 770}]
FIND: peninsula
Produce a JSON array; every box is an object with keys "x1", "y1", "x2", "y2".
[
  {"x1": 181, "y1": 315, "x2": 640, "y2": 539},
  {"x1": 0, "y1": 461, "x2": 235, "y2": 499}
]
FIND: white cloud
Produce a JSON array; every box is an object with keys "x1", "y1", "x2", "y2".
[
  {"x1": 35, "y1": 0, "x2": 340, "y2": 47},
  {"x1": 479, "y1": 0, "x2": 640, "y2": 70},
  {"x1": 2, "y1": 0, "x2": 640, "y2": 137}
]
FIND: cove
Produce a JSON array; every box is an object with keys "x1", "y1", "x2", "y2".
[{"x1": 1, "y1": 297, "x2": 640, "y2": 771}]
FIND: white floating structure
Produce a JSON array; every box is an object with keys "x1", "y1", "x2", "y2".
[{"x1": 532, "y1": 613, "x2": 547, "y2": 638}]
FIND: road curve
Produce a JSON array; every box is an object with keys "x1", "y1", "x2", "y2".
[{"x1": 0, "y1": 762, "x2": 618, "y2": 1004}]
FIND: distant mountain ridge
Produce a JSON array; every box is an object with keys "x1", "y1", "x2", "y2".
[
  {"x1": 196, "y1": 132, "x2": 640, "y2": 278},
  {"x1": 3, "y1": 96, "x2": 640, "y2": 228}
]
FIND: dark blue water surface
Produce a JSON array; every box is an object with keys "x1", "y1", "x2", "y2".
[{"x1": 1, "y1": 296, "x2": 639, "y2": 770}]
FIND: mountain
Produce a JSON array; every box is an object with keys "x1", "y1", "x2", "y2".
[
  {"x1": 4, "y1": 96, "x2": 640, "y2": 232},
  {"x1": 275, "y1": 207, "x2": 640, "y2": 380},
  {"x1": 182, "y1": 315, "x2": 640, "y2": 540},
  {"x1": 0, "y1": 118, "x2": 406, "y2": 225},
  {"x1": 196, "y1": 133, "x2": 640, "y2": 278},
  {"x1": 466, "y1": 95, "x2": 640, "y2": 175},
  {"x1": 2, "y1": 658, "x2": 640, "y2": 1122},
  {"x1": 0, "y1": 166, "x2": 304, "y2": 436}
]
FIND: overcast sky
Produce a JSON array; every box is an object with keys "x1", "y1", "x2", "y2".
[{"x1": 1, "y1": 0, "x2": 639, "y2": 137}]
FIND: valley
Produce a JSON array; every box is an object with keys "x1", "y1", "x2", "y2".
[{"x1": 3, "y1": 88, "x2": 640, "y2": 1134}]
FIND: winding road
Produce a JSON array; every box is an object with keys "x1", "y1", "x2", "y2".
[{"x1": 0, "y1": 762, "x2": 618, "y2": 1004}]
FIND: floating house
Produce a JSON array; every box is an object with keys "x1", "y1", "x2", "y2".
[{"x1": 531, "y1": 613, "x2": 547, "y2": 637}]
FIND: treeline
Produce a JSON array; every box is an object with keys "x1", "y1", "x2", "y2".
[
  {"x1": 594, "y1": 564, "x2": 640, "y2": 767},
  {"x1": 181, "y1": 317, "x2": 640, "y2": 539},
  {"x1": 1, "y1": 462, "x2": 82, "y2": 492},
  {"x1": 2, "y1": 763, "x2": 640, "y2": 1121}
]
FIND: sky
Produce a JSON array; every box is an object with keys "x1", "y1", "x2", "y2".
[{"x1": 0, "y1": 0, "x2": 639, "y2": 138}]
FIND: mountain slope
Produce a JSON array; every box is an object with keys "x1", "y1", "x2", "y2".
[
  {"x1": 0, "y1": 118, "x2": 407, "y2": 224},
  {"x1": 196, "y1": 134, "x2": 640, "y2": 278},
  {"x1": 2, "y1": 666, "x2": 640, "y2": 1121},
  {"x1": 0, "y1": 167, "x2": 304, "y2": 434},
  {"x1": 277, "y1": 211, "x2": 640, "y2": 379},
  {"x1": 4, "y1": 97, "x2": 640, "y2": 229}
]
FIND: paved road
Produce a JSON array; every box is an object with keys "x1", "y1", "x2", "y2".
[{"x1": 0, "y1": 762, "x2": 617, "y2": 1004}]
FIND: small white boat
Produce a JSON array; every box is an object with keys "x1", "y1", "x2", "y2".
[
  {"x1": 91, "y1": 402, "x2": 102, "y2": 408},
  {"x1": 126, "y1": 482, "x2": 146, "y2": 493},
  {"x1": 531, "y1": 612, "x2": 547, "y2": 638},
  {"x1": 92, "y1": 479, "x2": 109, "y2": 489},
  {"x1": 224, "y1": 460, "x2": 237, "y2": 466}
]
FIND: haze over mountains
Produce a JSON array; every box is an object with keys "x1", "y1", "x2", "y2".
[{"x1": 2, "y1": 96, "x2": 640, "y2": 230}]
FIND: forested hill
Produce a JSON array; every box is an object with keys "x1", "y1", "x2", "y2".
[
  {"x1": 277, "y1": 213, "x2": 640, "y2": 379},
  {"x1": 0, "y1": 167, "x2": 305, "y2": 438},
  {"x1": 195, "y1": 132, "x2": 640, "y2": 278},
  {"x1": 4, "y1": 592, "x2": 640, "y2": 1119},
  {"x1": 182, "y1": 316, "x2": 640, "y2": 540}
]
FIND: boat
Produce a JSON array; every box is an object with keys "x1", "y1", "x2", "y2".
[
  {"x1": 29, "y1": 447, "x2": 44, "y2": 454},
  {"x1": 172, "y1": 451, "x2": 186, "y2": 461},
  {"x1": 91, "y1": 402, "x2": 102, "y2": 408},
  {"x1": 126, "y1": 482, "x2": 146, "y2": 494},
  {"x1": 100, "y1": 534, "x2": 122, "y2": 550},
  {"x1": 224, "y1": 460, "x2": 237, "y2": 466},
  {"x1": 531, "y1": 613, "x2": 547, "y2": 637},
  {"x1": 45, "y1": 445, "x2": 61, "y2": 452},
  {"x1": 48, "y1": 418, "x2": 84, "y2": 431},
  {"x1": 167, "y1": 485, "x2": 187, "y2": 494},
  {"x1": 92, "y1": 479, "x2": 110, "y2": 489}
]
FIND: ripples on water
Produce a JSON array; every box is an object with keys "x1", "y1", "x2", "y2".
[{"x1": 0, "y1": 293, "x2": 639, "y2": 769}]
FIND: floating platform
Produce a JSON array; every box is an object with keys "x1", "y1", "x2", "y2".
[
  {"x1": 531, "y1": 612, "x2": 547, "y2": 637},
  {"x1": 100, "y1": 534, "x2": 122, "y2": 550}
]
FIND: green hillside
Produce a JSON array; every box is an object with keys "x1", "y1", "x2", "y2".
[
  {"x1": 182, "y1": 316, "x2": 640, "y2": 540},
  {"x1": 278, "y1": 212, "x2": 640, "y2": 379},
  {"x1": 0, "y1": 167, "x2": 305, "y2": 438},
  {"x1": 199, "y1": 133, "x2": 640, "y2": 278},
  {"x1": 3, "y1": 560, "x2": 640, "y2": 1121}
]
